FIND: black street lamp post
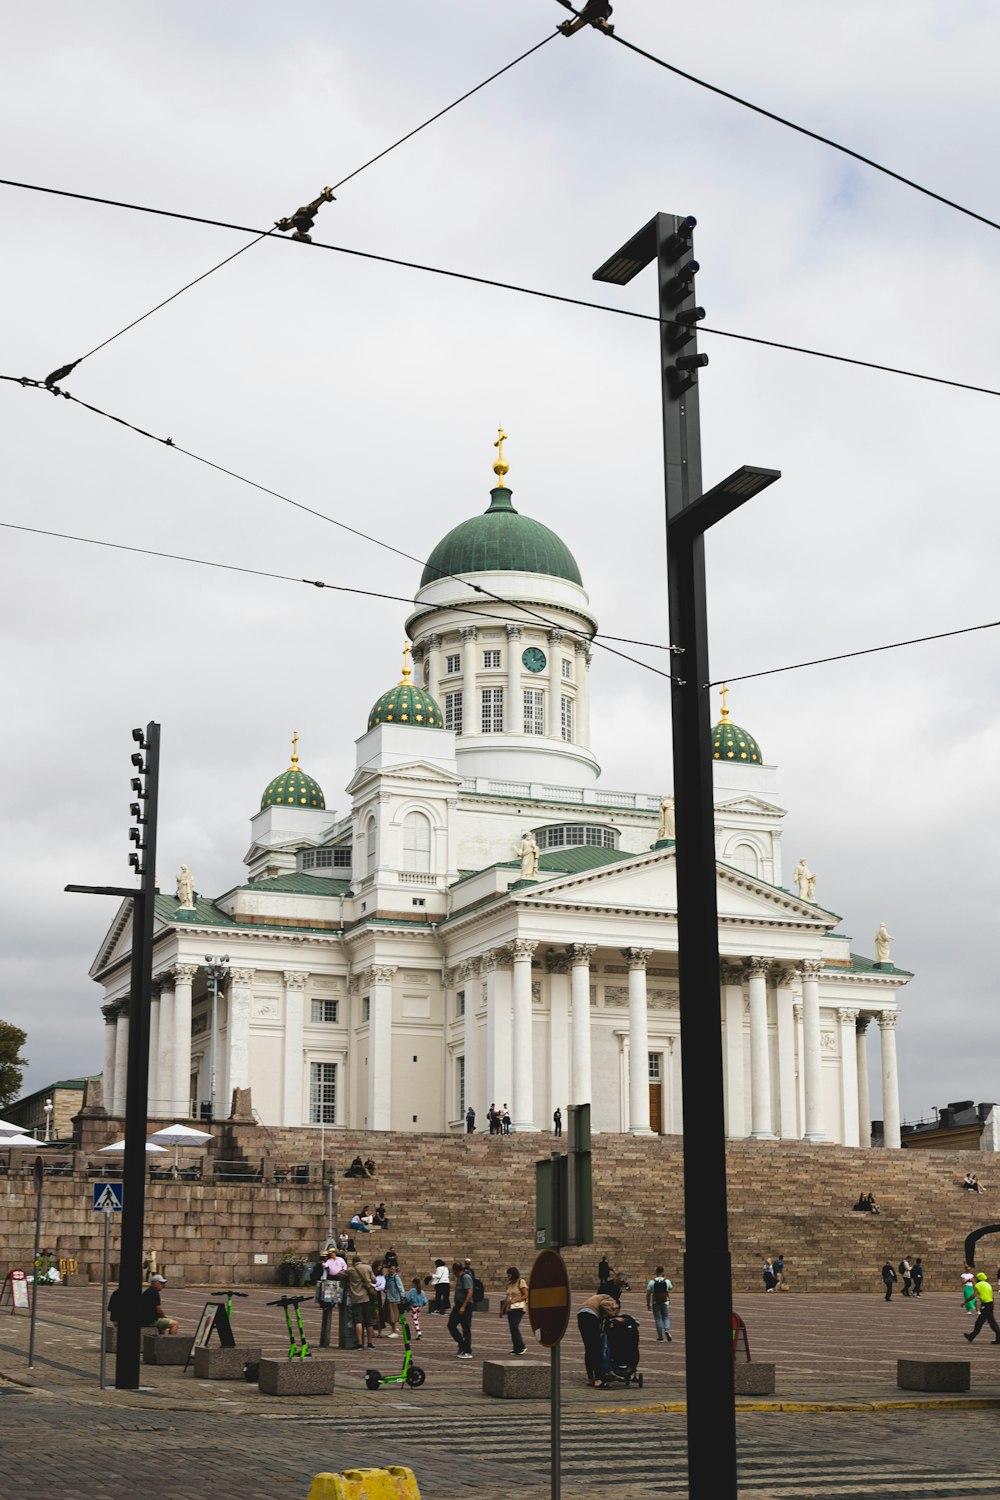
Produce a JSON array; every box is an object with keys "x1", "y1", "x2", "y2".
[{"x1": 595, "y1": 215, "x2": 779, "y2": 1499}]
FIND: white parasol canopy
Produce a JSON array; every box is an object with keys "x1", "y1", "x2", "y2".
[
  {"x1": 149, "y1": 1122, "x2": 213, "y2": 1169},
  {"x1": 4, "y1": 1132, "x2": 46, "y2": 1148},
  {"x1": 0, "y1": 1119, "x2": 26, "y2": 1135},
  {"x1": 98, "y1": 1138, "x2": 168, "y2": 1154}
]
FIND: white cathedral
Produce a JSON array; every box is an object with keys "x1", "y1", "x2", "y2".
[{"x1": 91, "y1": 440, "x2": 910, "y2": 1146}]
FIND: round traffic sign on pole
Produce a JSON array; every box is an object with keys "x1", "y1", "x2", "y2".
[{"x1": 528, "y1": 1248, "x2": 571, "y2": 1347}]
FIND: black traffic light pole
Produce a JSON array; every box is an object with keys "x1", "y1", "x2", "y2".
[
  {"x1": 66, "y1": 721, "x2": 160, "y2": 1388},
  {"x1": 595, "y1": 216, "x2": 778, "y2": 1499}
]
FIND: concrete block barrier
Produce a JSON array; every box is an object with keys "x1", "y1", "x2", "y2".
[
  {"x1": 307, "y1": 1467, "x2": 420, "y2": 1500},
  {"x1": 733, "y1": 1361, "x2": 776, "y2": 1395},
  {"x1": 897, "y1": 1359, "x2": 970, "y2": 1392},
  {"x1": 142, "y1": 1333, "x2": 194, "y2": 1365},
  {"x1": 258, "y1": 1356, "x2": 335, "y2": 1395},
  {"x1": 193, "y1": 1344, "x2": 262, "y2": 1380},
  {"x1": 482, "y1": 1359, "x2": 549, "y2": 1398}
]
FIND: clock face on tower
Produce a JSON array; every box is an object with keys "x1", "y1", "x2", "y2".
[{"x1": 522, "y1": 646, "x2": 547, "y2": 673}]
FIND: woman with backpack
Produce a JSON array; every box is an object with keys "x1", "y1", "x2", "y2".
[{"x1": 645, "y1": 1266, "x2": 673, "y2": 1342}]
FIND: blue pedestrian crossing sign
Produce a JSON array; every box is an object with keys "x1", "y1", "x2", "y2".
[{"x1": 93, "y1": 1182, "x2": 123, "y2": 1212}]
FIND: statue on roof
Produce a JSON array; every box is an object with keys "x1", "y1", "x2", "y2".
[
  {"x1": 657, "y1": 795, "x2": 675, "y2": 841},
  {"x1": 794, "y1": 859, "x2": 816, "y2": 902},
  {"x1": 176, "y1": 865, "x2": 195, "y2": 910},
  {"x1": 874, "y1": 923, "x2": 894, "y2": 966},
  {"x1": 516, "y1": 831, "x2": 540, "y2": 880}
]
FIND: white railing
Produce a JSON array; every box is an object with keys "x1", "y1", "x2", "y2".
[{"x1": 399, "y1": 873, "x2": 436, "y2": 885}]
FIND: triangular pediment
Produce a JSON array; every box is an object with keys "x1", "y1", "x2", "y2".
[
  {"x1": 715, "y1": 795, "x2": 787, "y2": 817},
  {"x1": 347, "y1": 759, "x2": 462, "y2": 797},
  {"x1": 516, "y1": 849, "x2": 836, "y2": 927}
]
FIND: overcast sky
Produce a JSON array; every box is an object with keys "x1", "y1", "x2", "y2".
[{"x1": 2, "y1": 2, "x2": 997, "y2": 1124}]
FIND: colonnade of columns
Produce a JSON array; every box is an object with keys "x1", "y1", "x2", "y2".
[{"x1": 102, "y1": 962, "x2": 212, "y2": 1121}]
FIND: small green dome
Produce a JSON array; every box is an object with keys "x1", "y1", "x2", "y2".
[
  {"x1": 711, "y1": 717, "x2": 762, "y2": 765},
  {"x1": 368, "y1": 646, "x2": 444, "y2": 731},
  {"x1": 261, "y1": 735, "x2": 326, "y2": 810},
  {"x1": 420, "y1": 487, "x2": 583, "y2": 588}
]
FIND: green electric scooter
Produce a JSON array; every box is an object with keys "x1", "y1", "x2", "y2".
[
  {"x1": 211, "y1": 1288, "x2": 248, "y2": 1328},
  {"x1": 266, "y1": 1294, "x2": 311, "y2": 1359},
  {"x1": 365, "y1": 1305, "x2": 426, "y2": 1390}
]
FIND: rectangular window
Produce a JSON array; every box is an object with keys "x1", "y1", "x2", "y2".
[
  {"x1": 457, "y1": 1055, "x2": 465, "y2": 1117},
  {"x1": 456, "y1": 990, "x2": 465, "y2": 1017},
  {"x1": 445, "y1": 690, "x2": 463, "y2": 734},
  {"x1": 560, "y1": 694, "x2": 574, "y2": 742},
  {"x1": 445, "y1": 653, "x2": 461, "y2": 675},
  {"x1": 361, "y1": 996, "x2": 370, "y2": 1023},
  {"x1": 482, "y1": 687, "x2": 504, "y2": 733},
  {"x1": 483, "y1": 649, "x2": 501, "y2": 669},
  {"x1": 523, "y1": 688, "x2": 545, "y2": 735},
  {"x1": 562, "y1": 658, "x2": 573, "y2": 679},
  {"x1": 309, "y1": 1061, "x2": 337, "y2": 1124},
  {"x1": 648, "y1": 1052, "x2": 661, "y2": 1082},
  {"x1": 310, "y1": 999, "x2": 339, "y2": 1024}
]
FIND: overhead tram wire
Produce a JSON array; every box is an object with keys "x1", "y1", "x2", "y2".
[
  {"x1": 5, "y1": 516, "x2": 998, "y2": 692},
  {"x1": 605, "y1": 28, "x2": 1000, "y2": 238},
  {"x1": 4, "y1": 179, "x2": 1000, "y2": 402},
  {"x1": 0, "y1": 374, "x2": 674, "y2": 683},
  {"x1": 38, "y1": 30, "x2": 559, "y2": 380}
]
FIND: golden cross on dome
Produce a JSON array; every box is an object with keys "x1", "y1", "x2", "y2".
[
  {"x1": 400, "y1": 641, "x2": 412, "y2": 684},
  {"x1": 719, "y1": 684, "x2": 730, "y2": 722},
  {"x1": 290, "y1": 730, "x2": 300, "y2": 768},
  {"x1": 492, "y1": 425, "x2": 510, "y2": 485}
]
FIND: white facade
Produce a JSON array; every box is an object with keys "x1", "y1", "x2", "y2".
[{"x1": 90, "y1": 470, "x2": 910, "y2": 1143}]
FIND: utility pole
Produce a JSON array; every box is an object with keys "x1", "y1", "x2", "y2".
[
  {"x1": 595, "y1": 216, "x2": 779, "y2": 1499},
  {"x1": 66, "y1": 721, "x2": 160, "y2": 1389}
]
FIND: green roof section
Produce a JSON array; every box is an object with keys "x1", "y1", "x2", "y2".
[
  {"x1": 420, "y1": 487, "x2": 583, "y2": 588},
  {"x1": 836, "y1": 952, "x2": 913, "y2": 978},
  {"x1": 500, "y1": 845, "x2": 637, "y2": 875},
  {"x1": 156, "y1": 893, "x2": 236, "y2": 926},
  {"x1": 234, "y1": 874, "x2": 351, "y2": 896}
]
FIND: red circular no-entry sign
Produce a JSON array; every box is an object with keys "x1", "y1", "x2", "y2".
[{"x1": 528, "y1": 1249, "x2": 571, "y2": 1347}]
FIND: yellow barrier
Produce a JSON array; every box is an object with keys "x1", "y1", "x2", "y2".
[{"x1": 307, "y1": 1468, "x2": 420, "y2": 1500}]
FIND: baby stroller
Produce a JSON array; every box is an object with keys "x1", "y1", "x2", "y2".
[{"x1": 602, "y1": 1313, "x2": 643, "y2": 1388}]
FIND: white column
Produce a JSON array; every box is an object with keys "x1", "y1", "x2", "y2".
[
  {"x1": 171, "y1": 963, "x2": 197, "y2": 1119},
  {"x1": 838, "y1": 1007, "x2": 861, "y2": 1147},
  {"x1": 546, "y1": 630, "x2": 564, "y2": 738},
  {"x1": 460, "y1": 624, "x2": 477, "y2": 736},
  {"x1": 856, "y1": 1015, "x2": 872, "y2": 1148},
  {"x1": 425, "y1": 632, "x2": 442, "y2": 705},
  {"x1": 745, "y1": 957, "x2": 775, "y2": 1139},
  {"x1": 800, "y1": 959, "x2": 826, "y2": 1142},
  {"x1": 506, "y1": 624, "x2": 523, "y2": 735},
  {"x1": 775, "y1": 967, "x2": 798, "y2": 1139},
  {"x1": 793, "y1": 1000, "x2": 804, "y2": 1127},
  {"x1": 485, "y1": 948, "x2": 513, "y2": 1111},
  {"x1": 624, "y1": 948, "x2": 653, "y2": 1134},
  {"x1": 574, "y1": 641, "x2": 591, "y2": 747},
  {"x1": 547, "y1": 955, "x2": 570, "y2": 1123},
  {"x1": 102, "y1": 1005, "x2": 118, "y2": 1114},
  {"x1": 147, "y1": 989, "x2": 161, "y2": 1106},
  {"x1": 156, "y1": 977, "x2": 175, "y2": 1117},
  {"x1": 721, "y1": 964, "x2": 746, "y2": 1138},
  {"x1": 227, "y1": 968, "x2": 255, "y2": 1102},
  {"x1": 511, "y1": 940, "x2": 537, "y2": 1130},
  {"x1": 367, "y1": 965, "x2": 396, "y2": 1131},
  {"x1": 569, "y1": 944, "x2": 596, "y2": 1106},
  {"x1": 462, "y1": 962, "x2": 481, "y2": 1122},
  {"x1": 283, "y1": 971, "x2": 306, "y2": 1126},
  {"x1": 879, "y1": 1011, "x2": 901, "y2": 1148},
  {"x1": 112, "y1": 1002, "x2": 129, "y2": 1117}
]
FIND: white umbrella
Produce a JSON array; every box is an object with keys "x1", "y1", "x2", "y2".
[
  {"x1": 98, "y1": 1138, "x2": 168, "y2": 1154},
  {"x1": 0, "y1": 1119, "x2": 25, "y2": 1135},
  {"x1": 4, "y1": 1133, "x2": 46, "y2": 1148},
  {"x1": 149, "y1": 1122, "x2": 212, "y2": 1170}
]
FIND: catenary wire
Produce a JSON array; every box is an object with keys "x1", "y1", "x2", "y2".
[
  {"x1": 5, "y1": 517, "x2": 997, "y2": 692},
  {"x1": 4, "y1": 178, "x2": 999, "y2": 400},
  {"x1": 0, "y1": 375, "x2": 675, "y2": 682},
  {"x1": 606, "y1": 29, "x2": 1000, "y2": 237},
  {"x1": 42, "y1": 31, "x2": 558, "y2": 376}
]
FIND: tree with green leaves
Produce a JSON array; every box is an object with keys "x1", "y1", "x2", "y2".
[{"x1": 0, "y1": 1022, "x2": 28, "y2": 1110}]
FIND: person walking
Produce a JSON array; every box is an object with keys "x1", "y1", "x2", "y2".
[
  {"x1": 430, "y1": 1258, "x2": 450, "y2": 1313},
  {"x1": 881, "y1": 1259, "x2": 897, "y2": 1301},
  {"x1": 645, "y1": 1266, "x2": 673, "y2": 1342},
  {"x1": 962, "y1": 1268, "x2": 977, "y2": 1316},
  {"x1": 762, "y1": 1257, "x2": 777, "y2": 1292},
  {"x1": 384, "y1": 1263, "x2": 405, "y2": 1336},
  {"x1": 347, "y1": 1254, "x2": 377, "y2": 1350},
  {"x1": 911, "y1": 1257, "x2": 924, "y2": 1296},
  {"x1": 502, "y1": 1266, "x2": 529, "y2": 1355},
  {"x1": 965, "y1": 1272, "x2": 1000, "y2": 1344},
  {"x1": 553, "y1": 1107, "x2": 562, "y2": 1137},
  {"x1": 465, "y1": 1106, "x2": 476, "y2": 1133},
  {"x1": 402, "y1": 1277, "x2": 426, "y2": 1338},
  {"x1": 448, "y1": 1261, "x2": 475, "y2": 1359},
  {"x1": 597, "y1": 1255, "x2": 611, "y2": 1291},
  {"x1": 576, "y1": 1290, "x2": 620, "y2": 1388},
  {"x1": 899, "y1": 1256, "x2": 913, "y2": 1297}
]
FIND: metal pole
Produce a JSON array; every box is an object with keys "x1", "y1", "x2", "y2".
[
  {"x1": 27, "y1": 1168, "x2": 43, "y2": 1368},
  {"x1": 208, "y1": 971, "x2": 218, "y2": 1122},
  {"x1": 99, "y1": 1206, "x2": 111, "y2": 1389},
  {"x1": 550, "y1": 1148, "x2": 562, "y2": 1500},
  {"x1": 326, "y1": 1179, "x2": 334, "y2": 1248}
]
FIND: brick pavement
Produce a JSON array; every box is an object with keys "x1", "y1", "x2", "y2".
[{"x1": 3, "y1": 1289, "x2": 1000, "y2": 1497}]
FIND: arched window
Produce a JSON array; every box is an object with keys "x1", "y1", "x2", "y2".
[
  {"x1": 403, "y1": 811, "x2": 432, "y2": 873},
  {"x1": 366, "y1": 816, "x2": 377, "y2": 875},
  {"x1": 729, "y1": 842, "x2": 760, "y2": 878}
]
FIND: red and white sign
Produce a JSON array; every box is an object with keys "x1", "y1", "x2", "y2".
[{"x1": 0, "y1": 1269, "x2": 30, "y2": 1314}]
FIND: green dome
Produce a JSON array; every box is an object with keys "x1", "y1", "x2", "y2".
[
  {"x1": 711, "y1": 715, "x2": 762, "y2": 765},
  {"x1": 368, "y1": 674, "x2": 444, "y2": 732},
  {"x1": 420, "y1": 488, "x2": 583, "y2": 588},
  {"x1": 261, "y1": 737, "x2": 325, "y2": 810}
]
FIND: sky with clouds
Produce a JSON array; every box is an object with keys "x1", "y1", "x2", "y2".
[{"x1": 1, "y1": 1, "x2": 997, "y2": 1125}]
